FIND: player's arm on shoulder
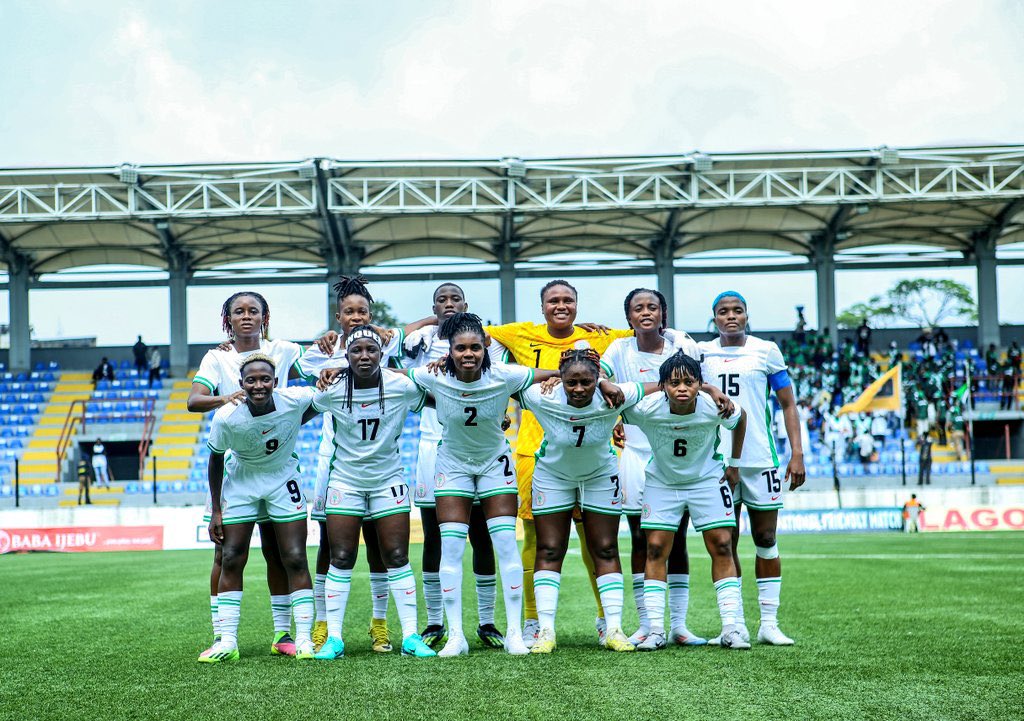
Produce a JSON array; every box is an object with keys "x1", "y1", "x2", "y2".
[{"x1": 701, "y1": 382, "x2": 734, "y2": 418}]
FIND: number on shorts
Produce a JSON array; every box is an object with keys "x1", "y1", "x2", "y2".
[
  {"x1": 720, "y1": 485, "x2": 733, "y2": 509},
  {"x1": 464, "y1": 406, "x2": 478, "y2": 426},
  {"x1": 286, "y1": 479, "x2": 302, "y2": 503},
  {"x1": 265, "y1": 438, "x2": 279, "y2": 455},
  {"x1": 572, "y1": 424, "x2": 586, "y2": 447},
  {"x1": 499, "y1": 455, "x2": 514, "y2": 477},
  {"x1": 359, "y1": 417, "x2": 380, "y2": 441},
  {"x1": 673, "y1": 438, "x2": 687, "y2": 456},
  {"x1": 762, "y1": 469, "x2": 781, "y2": 493},
  {"x1": 717, "y1": 373, "x2": 740, "y2": 397},
  {"x1": 389, "y1": 484, "x2": 407, "y2": 498},
  {"x1": 610, "y1": 474, "x2": 620, "y2": 498}
]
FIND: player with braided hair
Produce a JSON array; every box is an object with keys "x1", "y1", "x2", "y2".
[
  {"x1": 620, "y1": 350, "x2": 750, "y2": 651},
  {"x1": 516, "y1": 347, "x2": 645, "y2": 653},
  {"x1": 189, "y1": 291, "x2": 310, "y2": 658}
]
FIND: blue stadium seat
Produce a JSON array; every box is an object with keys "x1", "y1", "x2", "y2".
[
  {"x1": 124, "y1": 482, "x2": 139, "y2": 494},
  {"x1": 45, "y1": 485, "x2": 59, "y2": 497},
  {"x1": 0, "y1": 485, "x2": 10, "y2": 497}
]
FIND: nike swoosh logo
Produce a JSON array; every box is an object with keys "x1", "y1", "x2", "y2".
[
  {"x1": 672, "y1": 426, "x2": 687, "y2": 431},
  {"x1": 511, "y1": 584, "x2": 522, "y2": 590},
  {"x1": 361, "y1": 402, "x2": 374, "y2": 408},
  {"x1": 771, "y1": 495, "x2": 781, "y2": 501},
  {"x1": 443, "y1": 587, "x2": 455, "y2": 593},
  {"x1": 529, "y1": 342, "x2": 543, "y2": 347},
  {"x1": 725, "y1": 511, "x2": 733, "y2": 516},
  {"x1": 405, "y1": 589, "x2": 415, "y2": 595},
  {"x1": 375, "y1": 594, "x2": 388, "y2": 599},
  {"x1": 639, "y1": 368, "x2": 652, "y2": 373},
  {"x1": 460, "y1": 392, "x2": 475, "y2": 397},
  {"x1": 262, "y1": 429, "x2": 272, "y2": 435},
  {"x1": 327, "y1": 594, "x2": 339, "y2": 599},
  {"x1": 569, "y1": 417, "x2": 584, "y2": 421},
  {"x1": 723, "y1": 358, "x2": 738, "y2": 363}
]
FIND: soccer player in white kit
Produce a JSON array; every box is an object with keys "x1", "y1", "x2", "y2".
[
  {"x1": 602, "y1": 288, "x2": 733, "y2": 647},
  {"x1": 199, "y1": 354, "x2": 321, "y2": 663},
  {"x1": 311, "y1": 327, "x2": 436, "y2": 660},
  {"x1": 698, "y1": 291, "x2": 806, "y2": 646},
  {"x1": 620, "y1": 351, "x2": 751, "y2": 651},
  {"x1": 404, "y1": 313, "x2": 562, "y2": 657},
  {"x1": 403, "y1": 283, "x2": 503, "y2": 649},
  {"x1": 187, "y1": 291, "x2": 308, "y2": 657},
  {"x1": 521, "y1": 348, "x2": 637, "y2": 653}
]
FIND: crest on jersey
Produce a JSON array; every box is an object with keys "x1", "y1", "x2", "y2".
[
  {"x1": 435, "y1": 473, "x2": 446, "y2": 488},
  {"x1": 534, "y1": 491, "x2": 546, "y2": 506},
  {"x1": 328, "y1": 488, "x2": 341, "y2": 507},
  {"x1": 416, "y1": 483, "x2": 426, "y2": 498},
  {"x1": 641, "y1": 503, "x2": 651, "y2": 519}
]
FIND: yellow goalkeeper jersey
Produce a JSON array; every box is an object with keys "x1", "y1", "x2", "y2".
[{"x1": 485, "y1": 322, "x2": 633, "y2": 457}]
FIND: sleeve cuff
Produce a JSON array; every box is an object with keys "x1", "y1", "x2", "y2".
[{"x1": 193, "y1": 376, "x2": 216, "y2": 393}]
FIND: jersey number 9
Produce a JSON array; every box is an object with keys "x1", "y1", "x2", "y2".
[
  {"x1": 265, "y1": 438, "x2": 278, "y2": 455},
  {"x1": 286, "y1": 479, "x2": 301, "y2": 503}
]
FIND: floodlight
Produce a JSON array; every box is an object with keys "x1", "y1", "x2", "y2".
[
  {"x1": 878, "y1": 146, "x2": 900, "y2": 165},
  {"x1": 503, "y1": 158, "x2": 527, "y2": 179},
  {"x1": 298, "y1": 161, "x2": 317, "y2": 179},
  {"x1": 692, "y1": 153, "x2": 713, "y2": 173},
  {"x1": 118, "y1": 163, "x2": 139, "y2": 184}
]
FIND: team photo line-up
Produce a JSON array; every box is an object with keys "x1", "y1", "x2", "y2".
[{"x1": 190, "y1": 275, "x2": 805, "y2": 663}]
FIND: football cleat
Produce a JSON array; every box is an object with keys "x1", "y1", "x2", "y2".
[
  {"x1": 708, "y1": 624, "x2": 749, "y2": 646},
  {"x1": 420, "y1": 624, "x2": 447, "y2": 648},
  {"x1": 369, "y1": 618, "x2": 393, "y2": 653},
  {"x1": 757, "y1": 624, "x2": 795, "y2": 646},
  {"x1": 595, "y1": 616, "x2": 607, "y2": 646},
  {"x1": 311, "y1": 621, "x2": 329, "y2": 652},
  {"x1": 476, "y1": 623, "x2": 505, "y2": 648},
  {"x1": 670, "y1": 626, "x2": 708, "y2": 646},
  {"x1": 522, "y1": 618, "x2": 540, "y2": 649},
  {"x1": 401, "y1": 633, "x2": 438, "y2": 658},
  {"x1": 438, "y1": 634, "x2": 470, "y2": 657},
  {"x1": 530, "y1": 628, "x2": 557, "y2": 654},
  {"x1": 626, "y1": 627, "x2": 649, "y2": 646},
  {"x1": 295, "y1": 639, "x2": 316, "y2": 660},
  {"x1": 314, "y1": 636, "x2": 345, "y2": 659},
  {"x1": 604, "y1": 628, "x2": 636, "y2": 652},
  {"x1": 198, "y1": 641, "x2": 239, "y2": 664},
  {"x1": 635, "y1": 631, "x2": 667, "y2": 651},
  {"x1": 720, "y1": 627, "x2": 752, "y2": 650},
  {"x1": 271, "y1": 631, "x2": 297, "y2": 657},
  {"x1": 503, "y1": 629, "x2": 530, "y2": 656}
]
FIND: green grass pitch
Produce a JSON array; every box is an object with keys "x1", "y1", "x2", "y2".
[{"x1": 1, "y1": 532, "x2": 1022, "y2": 721}]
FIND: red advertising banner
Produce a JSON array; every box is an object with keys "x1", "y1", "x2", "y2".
[
  {"x1": 918, "y1": 506, "x2": 1024, "y2": 532},
  {"x1": 0, "y1": 526, "x2": 164, "y2": 554}
]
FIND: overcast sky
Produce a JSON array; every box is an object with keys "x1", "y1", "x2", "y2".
[{"x1": 1, "y1": 1, "x2": 1022, "y2": 344}]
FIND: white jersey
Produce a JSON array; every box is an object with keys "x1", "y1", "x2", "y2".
[
  {"x1": 297, "y1": 329, "x2": 404, "y2": 459},
  {"x1": 698, "y1": 335, "x2": 787, "y2": 468},
  {"x1": 601, "y1": 331, "x2": 701, "y2": 453},
  {"x1": 193, "y1": 338, "x2": 303, "y2": 395},
  {"x1": 313, "y1": 371, "x2": 426, "y2": 491},
  {"x1": 411, "y1": 362, "x2": 534, "y2": 464},
  {"x1": 92, "y1": 442, "x2": 105, "y2": 458},
  {"x1": 207, "y1": 386, "x2": 315, "y2": 472},
  {"x1": 403, "y1": 327, "x2": 448, "y2": 443},
  {"x1": 519, "y1": 382, "x2": 645, "y2": 481},
  {"x1": 621, "y1": 391, "x2": 742, "y2": 486}
]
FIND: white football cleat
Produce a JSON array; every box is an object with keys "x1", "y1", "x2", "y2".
[
  {"x1": 708, "y1": 624, "x2": 749, "y2": 646},
  {"x1": 719, "y1": 627, "x2": 752, "y2": 650},
  {"x1": 595, "y1": 616, "x2": 607, "y2": 646},
  {"x1": 522, "y1": 618, "x2": 540, "y2": 649},
  {"x1": 757, "y1": 624, "x2": 795, "y2": 646},
  {"x1": 635, "y1": 631, "x2": 667, "y2": 651},
  {"x1": 626, "y1": 627, "x2": 650, "y2": 646},
  {"x1": 503, "y1": 628, "x2": 530, "y2": 656},
  {"x1": 670, "y1": 626, "x2": 708, "y2": 646},
  {"x1": 437, "y1": 634, "x2": 469, "y2": 657}
]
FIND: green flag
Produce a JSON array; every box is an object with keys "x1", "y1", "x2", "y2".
[{"x1": 953, "y1": 382, "x2": 969, "y2": 401}]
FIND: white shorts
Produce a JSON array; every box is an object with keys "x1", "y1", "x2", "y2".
[
  {"x1": 220, "y1": 462, "x2": 307, "y2": 525},
  {"x1": 434, "y1": 449, "x2": 517, "y2": 500},
  {"x1": 414, "y1": 438, "x2": 439, "y2": 508},
  {"x1": 532, "y1": 467, "x2": 622, "y2": 516},
  {"x1": 640, "y1": 475, "x2": 736, "y2": 533},
  {"x1": 618, "y1": 444, "x2": 650, "y2": 516},
  {"x1": 326, "y1": 475, "x2": 411, "y2": 521},
  {"x1": 204, "y1": 490, "x2": 271, "y2": 524},
  {"x1": 733, "y1": 466, "x2": 784, "y2": 511},
  {"x1": 311, "y1": 453, "x2": 331, "y2": 522}
]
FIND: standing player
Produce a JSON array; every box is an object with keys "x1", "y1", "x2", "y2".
[
  {"x1": 620, "y1": 352, "x2": 750, "y2": 651},
  {"x1": 188, "y1": 291, "x2": 307, "y2": 657},
  {"x1": 602, "y1": 288, "x2": 731, "y2": 647},
  {"x1": 486, "y1": 280, "x2": 632, "y2": 645},
  {"x1": 311, "y1": 327, "x2": 436, "y2": 659},
  {"x1": 520, "y1": 349, "x2": 640, "y2": 653},
  {"x1": 403, "y1": 283, "x2": 503, "y2": 649},
  {"x1": 91, "y1": 438, "x2": 111, "y2": 488},
  {"x1": 199, "y1": 354, "x2": 320, "y2": 663},
  {"x1": 698, "y1": 291, "x2": 805, "y2": 646}
]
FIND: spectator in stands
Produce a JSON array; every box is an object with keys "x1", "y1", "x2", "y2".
[
  {"x1": 92, "y1": 357, "x2": 115, "y2": 385},
  {"x1": 91, "y1": 438, "x2": 111, "y2": 488},
  {"x1": 870, "y1": 412, "x2": 888, "y2": 447},
  {"x1": 999, "y1": 358, "x2": 1017, "y2": 410},
  {"x1": 916, "y1": 432, "x2": 933, "y2": 486},
  {"x1": 855, "y1": 427, "x2": 874, "y2": 468},
  {"x1": 902, "y1": 494, "x2": 925, "y2": 533},
  {"x1": 76, "y1": 458, "x2": 92, "y2": 505},
  {"x1": 855, "y1": 318, "x2": 871, "y2": 355},
  {"x1": 793, "y1": 305, "x2": 806, "y2": 343},
  {"x1": 1009, "y1": 340, "x2": 1022, "y2": 373},
  {"x1": 948, "y1": 401, "x2": 967, "y2": 461},
  {"x1": 132, "y1": 335, "x2": 149, "y2": 376},
  {"x1": 985, "y1": 343, "x2": 999, "y2": 375},
  {"x1": 917, "y1": 328, "x2": 938, "y2": 358},
  {"x1": 148, "y1": 347, "x2": 162, "y2": 387},
  {"x1": 933, "y1": 327, "x2": 950, "y2": 349}
]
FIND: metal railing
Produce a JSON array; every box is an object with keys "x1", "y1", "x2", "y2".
[
  {"x1": 54, "y1": 400, "x2": 88, "y2": 483},
  {"x1": 136, "y1": 397, "x2": 158, "y2": 482}
]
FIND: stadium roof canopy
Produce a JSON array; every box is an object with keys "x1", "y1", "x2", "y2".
[{"x1": 1, "y1": 143, "x2": 1022, "y2": 369}]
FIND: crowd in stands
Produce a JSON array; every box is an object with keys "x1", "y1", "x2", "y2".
[{"x1": 91, "y1": 336, "x2": 167, "y2": 389}]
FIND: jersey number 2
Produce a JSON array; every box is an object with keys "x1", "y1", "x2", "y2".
[{"x1": 464, "y1": 407, "x2": 478, "y2": 426}]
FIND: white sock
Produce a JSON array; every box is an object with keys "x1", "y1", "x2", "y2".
[
  {"x1": 757, "y1": 577, "x2": 782, "y2": 626},
  {"x1": 596, "y1": 573, "x2": 624, "y2": 632},
  {"x1": 217, "y1": 591, "x2": 243, "y2": 647},
  {"x1": 667, "y1": 573, "x2": 690, "y2": 631},
  {"x1": 270, "y1": 595, "x2": 291, "y2": 633},
  {"x1": 209, "y1": 595, "x2": 220, "y2": 638},
  {"x1": 736, "y1": 576, "x2": 746, "y2": 626},
  {"x1": 439, "y1": 522, "x2": 469, "y2": 638},
  {"x1": 632, "y1": 573, "x2": 648, "y2": 633},
  {"x1": 475, "y1": 573, "x2": 497, "y2": 626},
  {"x1": 313, "y1": 573, "x2": 327, "y2": 623},
  {"x1": 423, "y1": 571, "x2": 443, "y2": 626},
  {"x1": 369, "y1": 572, "x2": 390, "y2": 620},
  {"x1": 714, "y1": 576, "x2": 742, "y2": 629},
  {"x1": 388, "y1": 564, "x2": 419, "y2": 639},
  {"x1": 534, "y1": 570, "x2": 561, "y2": 632},
  {"x1": 487, "y1": 516, "x2": 523, "y2": 636},
  {"x1": 290, "y1": 589, "x2": 314, "y2": 644},
  {"x1": 325, "y1": 566, "x2": 352, "y2": 639},
  {"x1": 643, "y1": 579, "x2": 667, "y2": 634}
]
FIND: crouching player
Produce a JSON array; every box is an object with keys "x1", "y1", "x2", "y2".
[
  {"x1": 313, "y1": 327, "x2": 436, "y2": 659},
  {"x1": 200, "y1": 354, "x2": 321, "y2": 663},
  {"x1": 620, "y1": 352, "x2": 751, "y2": 651}
]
